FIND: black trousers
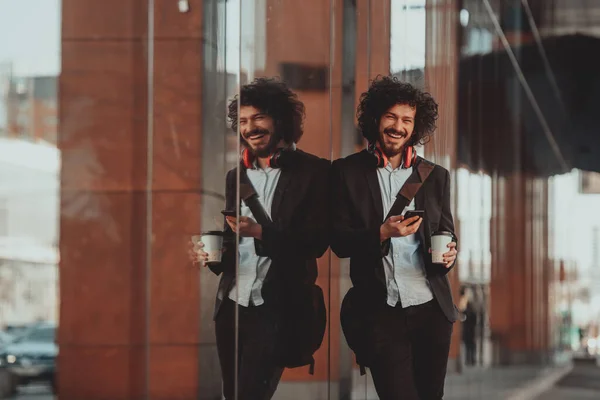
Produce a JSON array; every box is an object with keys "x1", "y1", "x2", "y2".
[
  {"x1": 215, "y1": 297, "x2": 284, "y2": 400},
  {"x1": 368, "y1": 299, "x2": 453, "y2": 400}
]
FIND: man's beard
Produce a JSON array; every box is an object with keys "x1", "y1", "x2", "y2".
[
  {"x1": 243, "y1": 128, "x2": 280, "y2": 158},
  {"x1": 379, "y1": 127, "x2": 408, "y2": 158}
]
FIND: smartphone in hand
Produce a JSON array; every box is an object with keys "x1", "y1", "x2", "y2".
[
  {"x1": 221, "y1": 209, "x2": 237, "y2": 218},
  {"x1": 403, "y1": 210, "x2": 424, "y2": 224}
]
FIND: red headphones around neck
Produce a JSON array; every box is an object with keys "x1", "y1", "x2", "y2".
[
  {"x1": 368, "y1": 142, "x2": 416, "y2": 169},
  {"x1": 242, "y1": 147, "x2": 289, "y2": 169}
]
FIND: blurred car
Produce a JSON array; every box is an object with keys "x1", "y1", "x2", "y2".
[
  {"x1": 0, "y1": 323, "x2": 57, "y2": 395},
  {"x1": 3, "y1": 324, "x2": 32, "y2": 340},
  {"x1": 0, "y1": 331, "x2": 14, "y2": 349}
]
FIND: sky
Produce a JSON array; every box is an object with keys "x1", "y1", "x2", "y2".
[{"x1": 0, "y1": 0, "x2": 61, "y2": 76}]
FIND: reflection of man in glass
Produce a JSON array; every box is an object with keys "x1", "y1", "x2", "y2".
[
  {"x1": 191, "y1": 77, "x2": 330, "y2": 400},
  {"x1": 331, "y1": 77, "x2": 458, "y2": 400}
]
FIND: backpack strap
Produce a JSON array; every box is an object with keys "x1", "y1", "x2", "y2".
[
  {"x1": 239, "y1": 165, "x2": 272, "y2": 225},
  {"x1": 384, "y1": 158, "x2": 435, "y2": 221}
]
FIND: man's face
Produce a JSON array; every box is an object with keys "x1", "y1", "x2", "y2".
[
  {"x1": 239, "y1": 106, "x2": 278, "y2": 158},
  {"x1": 377, "y1": 103, "x2": 416, "y2": 158}
]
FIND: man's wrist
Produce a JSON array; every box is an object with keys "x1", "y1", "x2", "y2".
[
  {"x1": 252, "y1": 224, "x2": 263, "y2": 240},
  {"x1": 379, "y1": 226, "x2": 388, "y2": 242}
]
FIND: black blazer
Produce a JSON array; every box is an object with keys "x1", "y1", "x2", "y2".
[
  {"x1": 208, "y1": 150, "x2": 331, "y2": 320},
  {"x1": 330, "y1": 150, "x2": 458, "y2": 322}
]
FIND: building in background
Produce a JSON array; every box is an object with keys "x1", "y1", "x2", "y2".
[
  {"x1": 0, "y1": 137, "x2": 59, "y2": 328},
  {"x1": 4, "y1": 73, "x2": 58, "y2": 145},
  {"x1": 0, "y1": 60, "x2": 59, "y2": 330}
]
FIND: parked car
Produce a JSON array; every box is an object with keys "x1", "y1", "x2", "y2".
[
  {"x1": 3, "y1": 325, "x2": 31, "y2": 340},
  {"x1": 0, "y1": 323, "x2": 57, "y2": 395},
  {"x1": 0, "y1": 331, "x2": 14, "y2": 350}
]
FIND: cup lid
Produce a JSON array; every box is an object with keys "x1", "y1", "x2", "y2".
[
  {"x1": 432, "y1": 231, "x2": 454, "y2": 238},
  {"x1": 201, "y1": 230, "x2": 224, "y2": 236}
]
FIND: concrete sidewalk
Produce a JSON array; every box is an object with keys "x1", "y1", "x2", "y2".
[
  {"x1": 445, "y1": 364, "x2": 572, "y2": 400},
  {"x1": 2, "y1": 363, "x2": 575, "y2": 400},
  {"x1": 351, "y1": 362, "x2": 572, "y2": 399},
  {"x1": 535, "y1": 357, "x2": 600, "y2": 400}
]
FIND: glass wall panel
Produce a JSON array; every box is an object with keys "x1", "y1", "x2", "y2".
[{"x1": 234, "y1": 1, "x2": 335, "y2": 399}]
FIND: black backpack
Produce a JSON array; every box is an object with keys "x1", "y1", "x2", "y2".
[{"x1": 277, "y1": 283, "x2": 326, "y2": 374}]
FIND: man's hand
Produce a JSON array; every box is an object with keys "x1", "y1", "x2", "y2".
[
  {"x1": 442, "y1": 242, "x2": 457, "y2": 269},
  {"x1": 225, "y1": 216, "x2": 263, "y2": 239},
  {"x1": 380, "y1": 215, "x2": 422, "y2": 242},
  {"x1": 188, "y1": 240, "x2": 209, "y2": 268}
]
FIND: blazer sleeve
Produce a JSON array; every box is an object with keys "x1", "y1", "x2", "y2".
[
  {"x1": 435, "y1": 168, "x2": 458, "y2": 275},
  {"x1": 330, "y1": 160, "x2": 386, "y2": 259},
  {"x1": 257, "y1": 159, "x2": 331, "y2": 260},
  {"x1": 207, "y1": 169, "x2": 236, "y2": 276}
]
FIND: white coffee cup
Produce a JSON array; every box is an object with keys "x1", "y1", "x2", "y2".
[
  {"x1": 192, "y1": 231, "x2": 224, "y2": 265},
  {"x1": 431, "y1": 231, "x2": 454, "y2": 264}
]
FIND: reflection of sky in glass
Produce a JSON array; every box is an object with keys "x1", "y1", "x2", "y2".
[
  {"x1": 0, "y1": 0, "x2": 61, "y2": 76},
  {"x1": 390, "y1": 0, "x2": 426, "y2": 72},
  {"x1": 224, "y1": 0, "x2": 240, "y2": 74},
  {"x1": 226, "y1": 0, "x2": 426, "y2": 74},
  {"x1": 223, "y1": 0, "x2": 266, "y2": 77}
]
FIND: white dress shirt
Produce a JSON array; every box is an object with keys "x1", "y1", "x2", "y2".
[{"x1": 377, "y1": 163, "x2": 433, "y2": 308}]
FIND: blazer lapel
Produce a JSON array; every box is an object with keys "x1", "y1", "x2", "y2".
[
  {"x1": 270, "y1": 166, "x2": 294, "y2": 221},
  {"x1": 362, "y1": 153, "x2": 384, "y2": 223},
  {"x1": 414, "y1": 158, "x2": 435, "y2": 252}
]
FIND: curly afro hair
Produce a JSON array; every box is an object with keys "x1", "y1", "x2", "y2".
[
  {"x1": 357, "y1": 76, "x2": 438, "y2": 146},
  {"x1": 227, "y1": 77, "x2": 305, "y2": 144}
]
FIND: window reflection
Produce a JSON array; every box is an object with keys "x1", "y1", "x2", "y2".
[{"x1": 390, "y1": 0, "x2": 426, "y2": 74}]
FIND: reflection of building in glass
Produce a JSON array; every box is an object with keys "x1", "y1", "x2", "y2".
[
  {"x1": 1, "y1": 68, "x2": 58, "y2": 144},
  {"x1": 0, "y1": 138, "x2": 59, "y2": 327}
]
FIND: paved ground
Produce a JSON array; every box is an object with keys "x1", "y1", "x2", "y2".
[
  {"x1": 445, "y1": 366, "x2": 556, "y2": 400},
  {"x1": 5, "y1": 359, "x2": 596, "y2": 400},
  {"x1": 535, "y1": 360, "x2": 600, "y2": 400},
  {"x1": 7, "y1": 384, "x2": 53, "y2": 400},
  {"x1": 350, "y1": 364, "x2": 570, "y2": 400}
]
